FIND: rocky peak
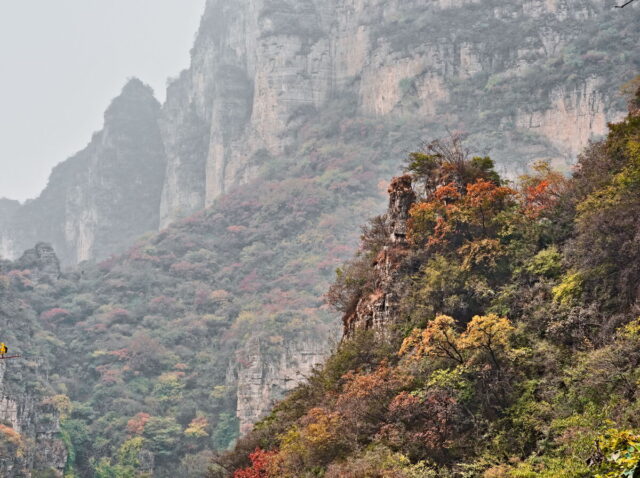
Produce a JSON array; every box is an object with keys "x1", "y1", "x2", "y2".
[
  {"x1": 15, "y1": 243, "x2": 61, "y2": 281},
  {"x1": 0, "y1": 79, "x2": 167, "y2": 265},
  {"x1": 1, "y1": 0, "x2": 632, "y2": 264},
  {"x1": 120, "y1": 77, "x2": 153, "y2": 97},
  {"x1": 387, "y1": 175, "x2": 417, "y2": 244},
  {"x1": 104, "y1": 77, "x2": 160, "y2": 129}
]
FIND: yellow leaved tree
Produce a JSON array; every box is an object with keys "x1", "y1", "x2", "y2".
[{"x1": 401, "y1": 313, "x2": 514, "y2": 370}]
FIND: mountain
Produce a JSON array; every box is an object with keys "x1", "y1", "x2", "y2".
[
  {"x1": 159, "y1": 0, "x2": 635, "y2": 229},
  {"x1": 0, "y1": 0, "x2": 638, "y2": 476},
  {"x1": 219, "y1": 84, "x2": 640, "y2": 478},
  {"x1": 0, "y1": 79, "x2": 167, "y2": 265},
  {"x1": 2, "y1": 0, "x2": 638, "y2": 265}
]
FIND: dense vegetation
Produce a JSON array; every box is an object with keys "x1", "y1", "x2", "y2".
[
  {"x1": 0, "y1": 1, "x2": 638, "y2": 475},
  {"x1": 216, "y1": 84, "x2": 640, "y2": 477},
  {"x1": 0, "y1": 96, "x2": 432, "y2": 477}
]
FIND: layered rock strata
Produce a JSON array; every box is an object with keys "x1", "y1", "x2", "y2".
[{"x1": 232, "y1": 337, "x2": 328, "y2": 434}]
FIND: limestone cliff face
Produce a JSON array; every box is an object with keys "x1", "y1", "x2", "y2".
[
  {"x1": 0, "y1": 79, "x2": 167, "y2": 265},
  {"x1": 0, "y1": 246, "x2": 67, "y2": 477},
  {"x1": 159, "y1": 0, "x2": 334, "y2": 226},
  {"x1": 516, "y1": 77, "x2": 625, "y2": 160},
  {"x1": 0, "y1": 362, "x2": 67, "y2": 477},
  {"x1": 0, "y1": 0, "x2": 635, "y2": 453},
  {"x1": 2, "y1": 0, "x2": 632, "y2": 257},
  {"x1": 231, "y1": 337, "x2": 328, "y2": 434},
  {"x1": 158, "y1": 0, "x2": 629, "y2": 225},
  {"x1": 0, "y1": 199, "x2": 20, "y2": 260}
]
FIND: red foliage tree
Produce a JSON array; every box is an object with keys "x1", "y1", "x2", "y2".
[
  {"x1": 127, "y1": 412, "x2": 151, "y2": 435},
  {"x1": 385, "y1": 388, "x2": 466, "y2": 462},
  {"x1": 233, "y1": 448, "x2": 277, "y2": 478},
  {"x1": 408, "y1": 179, "x2": 517, "y2": 248},
  {"x1": 40, "y1": 308, "x2": 71, "y2": 322},
  {"x1": 519, "y1": 161, "x2": 567, "y2": 218}
]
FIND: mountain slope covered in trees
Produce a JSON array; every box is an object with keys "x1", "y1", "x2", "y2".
[
  {"x1": 0, "y1": 103, "x2": 427, "y2": 477},
  {"x1": 0, "y1": 1, "x2": 638, "y2": 476},
  {"x1": 217, "y1": 84, "x2": 640, "y2": 478}
]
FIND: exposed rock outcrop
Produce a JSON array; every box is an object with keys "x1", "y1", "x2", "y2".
[
  {"x1": 516, "y1": 77, "x2": 625, "y2": 160},
  {"x1": 14, "y1": 243, "x2": 61, "y2": 281},
  {"x1": 0, "y1": 199, "x2": 20, "y2": 260},
  {"x1": 0, "y1": 0, "x2": 635, "y2": 461},
  {"x1": 158, "y1": 0, "x2": 628, "y2": 226},
  {"x1": 0, "y1": 247, "x2": 67, "y2": 476},
  {"x1": 0, "y1": 369, "x2": 67, "y2": 477},
  {"x1": 344, "y1": 175, "x2": 416, "y2": 336},
  {"x1": 232, "y1": 337, "x2": 328, "y2": 434},
  {"x1": 1, "y1": 0, "x2": 632, "y2": 262}
]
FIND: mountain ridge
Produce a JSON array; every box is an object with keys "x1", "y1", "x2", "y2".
[{"x1": 0, "y1": 1, "x2": 638, "y2": 476}]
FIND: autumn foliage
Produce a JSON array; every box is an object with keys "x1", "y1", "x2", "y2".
[
  {"x1": 221, "y1": 98, "x2": 640, "y2": 476},
  {"x1": 408, "y1": 179, "x2": 517, "y2": 248},
  {"x1": 233, "y1": 449, "x2": 277, "y2": 478}
]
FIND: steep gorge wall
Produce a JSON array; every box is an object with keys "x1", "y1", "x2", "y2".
[
  {"x1": 0, "y1": 246, "x2": 66, "y2": 476},
  {"x1": 0, "y1": 362, "x2": 67, "y2": 477},
  {"x1": 159, "y1": 0, "x2": 632, "y2": 226},
  {"x1": 0, "y1": 0, "x2": 636, "y2": 461},
  {"x1": 516, "y1": 77, "x2": 620, "y2": 158},
  {"x1": 232, "y1": 337, "x2": 328, "y2": 434},
  {"x1": 1, "y1": 0, "x2": 633, "y2": 263}
]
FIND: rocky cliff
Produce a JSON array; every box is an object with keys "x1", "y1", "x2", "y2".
[
  {"x1": 217, "y1": 88, "x2": 640, "y2": 478},
  {"x1": 1, "y1": 0, "x2": 635, "y2": 262},
  {"x1": 0, "y1": 79, "x2": 167, "y2": 265},
  {"x1": 344, "y1": 175, "x2": 416, "y2": 336},
  {"x1": 0, "y1": 1, "x2": 637, "y2": 474},
  {"x1": 233, "y1": 337, "x2": 328, "y2": 434},
  {"x1": 0, "y1": 362, "x2": 67, "y2": 477},
  {"x1": 0, "y1": 246, "x2": 66, "y2": 477},
  {"x1": 158, "y1": 0, "x2": 634, "y2": 225}
]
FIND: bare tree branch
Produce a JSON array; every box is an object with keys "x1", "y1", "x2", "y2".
[{"x1": 615, "y1": 0, "x2": 636, "y2": 8}]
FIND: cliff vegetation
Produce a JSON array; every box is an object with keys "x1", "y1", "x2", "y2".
[{"x1": 216, "y1": 85, "x2": 640, "y2": 478}]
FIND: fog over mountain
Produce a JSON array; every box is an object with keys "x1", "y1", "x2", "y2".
[{"x1": 0, "y1": 0, "x2": 204, "y2": 201}]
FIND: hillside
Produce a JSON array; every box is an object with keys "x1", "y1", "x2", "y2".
[
  {"x1": 0, "y1": 1, "x2": 638, "y2": 477},
  {"x1": 0, "y1": 101, "x2": 426, "y2": 476},
  {"x1": 217, "y1": 84, "x2": 640, "y2": 477}
]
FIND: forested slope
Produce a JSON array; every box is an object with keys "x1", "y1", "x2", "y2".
[
  {"x1": 0, "y1": 1, "x2": 638, "y2": 475},
  {"x1": 218, "y1": 83, "x2": 640, "y2": 478},
  {"x1": 0, "y1": 103, "x2": 426, "y2": 477}
]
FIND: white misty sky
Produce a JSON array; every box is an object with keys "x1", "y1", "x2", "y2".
[{"x1": 0, "y1": 0, "x2": 205, "y2": 201}]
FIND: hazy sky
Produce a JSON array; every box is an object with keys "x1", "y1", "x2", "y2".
[{"x1": 0, "y1": 0, "x2": 205, "y2": 202}]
